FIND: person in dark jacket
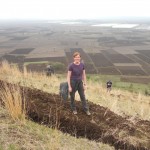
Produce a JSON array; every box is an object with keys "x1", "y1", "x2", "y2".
[
  {"x1": 67, "y1": 52, "x2": 91, "y2": 115},
  {"x1": 106, "y1": 80, "x2": 112, "y2": 93},
  {"x1": 46, "y1": 65, "x2": 54, "y2": 76}
]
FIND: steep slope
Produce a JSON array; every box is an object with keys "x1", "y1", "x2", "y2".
[{"x1": 0, "y1": 80, "x2": 149, "y2": 150}]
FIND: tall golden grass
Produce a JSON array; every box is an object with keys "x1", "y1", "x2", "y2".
[
  {"x1": 0, "y1": 61, "x2": 61, "y2": 93},
  {"x1": 0, "y1": 82, "x2": 26, "y2": 122}
]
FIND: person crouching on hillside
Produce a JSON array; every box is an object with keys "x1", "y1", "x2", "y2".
[{"x1": 67, "y1": 52, "x2": 91, "y2": 115}]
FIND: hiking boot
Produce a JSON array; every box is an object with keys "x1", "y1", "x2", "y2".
[
  {"x1": 85, "y1": 110, "x2": 91, "y2": 116},
  {"x1": 73, "y1": 110, "x2": 77, "y2": 115}
]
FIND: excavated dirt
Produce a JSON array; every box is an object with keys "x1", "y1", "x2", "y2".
[{"x1": 0, "y1": 80, "x2": 150, "y2": 150}]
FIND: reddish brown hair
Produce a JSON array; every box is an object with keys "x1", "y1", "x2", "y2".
[{"x1": 73, "y1": 52, "x2": 81, "y2": 58}]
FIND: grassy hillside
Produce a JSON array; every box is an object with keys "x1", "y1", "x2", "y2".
[
  {"x1": 0, "y1": 61, "x2": 149, "y2": 121},
  {"x1": 86, "y1": 74, "x2": 150, "y2": 95},
  {"x1": 0, "y1": 107, "x2": 113, "y2": 150},
  {"x1": 0, "y1": 61, "x2": 150, "y2": 149},
  {"x1": 0, "y1": 61, "x2": 114, "y2": 150}
]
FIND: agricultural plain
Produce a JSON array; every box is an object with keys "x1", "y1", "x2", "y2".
[{"x1": 0, "y1": 20, "x2": 150, "y2": 83}]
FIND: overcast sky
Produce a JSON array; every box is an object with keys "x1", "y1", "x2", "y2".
[{"x1": 0, "y1": 0, "x2": 150, "y2": 20}]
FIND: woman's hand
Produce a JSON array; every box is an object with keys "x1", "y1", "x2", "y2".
[{"x1": 68, "y1": 86, "x2": 72, "y2": 92}]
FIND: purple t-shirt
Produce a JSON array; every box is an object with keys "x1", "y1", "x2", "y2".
[{"x1": 68, "y1": 63, "x2": 85, "y2": 80}]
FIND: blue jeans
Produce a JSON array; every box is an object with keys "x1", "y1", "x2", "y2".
[{"x1": 70, "y1": 80, "x2": 89, "y2": 112}]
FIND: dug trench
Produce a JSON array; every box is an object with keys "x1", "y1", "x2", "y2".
[{"x1": 0, "y1": 80, "x2": 150, "y2": 150}]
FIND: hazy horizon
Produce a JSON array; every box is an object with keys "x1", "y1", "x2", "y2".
[{"x1": 0, "y1": 16, "x2": 150, "y2": 23}]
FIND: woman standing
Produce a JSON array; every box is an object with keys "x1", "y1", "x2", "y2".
[{"x1": 67, "y1": 52, "x2": 91, "y2": 115}]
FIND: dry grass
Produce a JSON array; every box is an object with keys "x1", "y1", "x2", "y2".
[
  {"x1": 86, "y1": 80, "x2": 150, "y2": 121},
  {"x1": 0, "y1": 82, "x2": 26, "y2": 122},
  {"x1": 0, "y1": 107, "x2": 114, "y2": 150},
  {"x1": 0, "y1": 61, "x2": 62, "y2": 94}
]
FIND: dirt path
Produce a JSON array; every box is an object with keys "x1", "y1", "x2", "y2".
[{"x1": 0, "y1": 80, "x2": 150, "y2": 150}]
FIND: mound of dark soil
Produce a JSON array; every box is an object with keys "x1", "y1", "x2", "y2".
[{"x1": 0, "y1": 80, "x2": 150, "y2": 150}]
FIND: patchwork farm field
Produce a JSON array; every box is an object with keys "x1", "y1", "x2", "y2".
[{"x1": 0, "y1": 20, "x2": 150, "y2": 81}]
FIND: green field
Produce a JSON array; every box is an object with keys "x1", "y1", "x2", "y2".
[{"x1": 86, "y1": 74, "x2": 150, "y2": 95}]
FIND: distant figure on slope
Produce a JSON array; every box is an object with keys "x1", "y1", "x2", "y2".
[
  {"x1": 46, "y1": 65, "x2": 54, "y2": 76},
  {"x1": 106, "y1": 80, "x2": 112, "y2": 93},
  {"x1": 67, "y1": 52, "x2": 91, "y2": 115}
]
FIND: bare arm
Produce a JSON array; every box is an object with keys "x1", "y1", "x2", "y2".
[
  {"x1": 67, "y1": 71, "x2": 72, "y2": 92},
  {"x1": 82, "y1": 70, "x2": 87, "y2": 85}
]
